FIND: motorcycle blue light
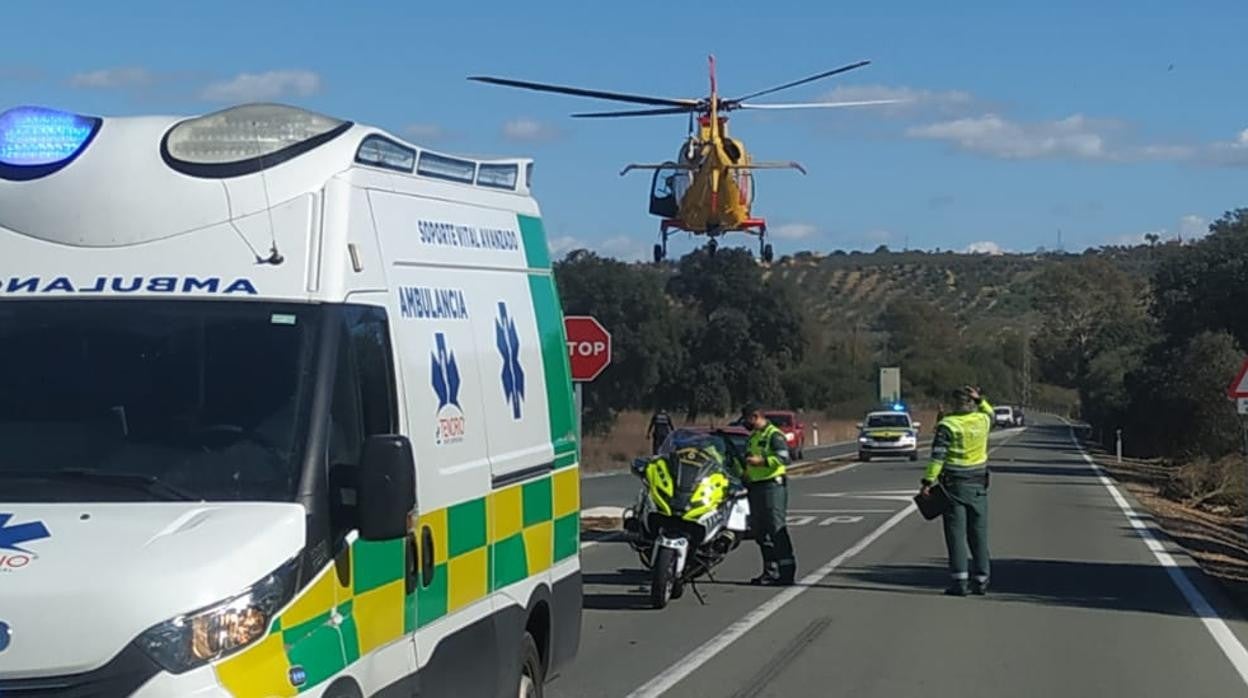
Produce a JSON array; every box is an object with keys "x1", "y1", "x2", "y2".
[{"x1": 0, "y1": 106, "x2": 100, "y2": 167}]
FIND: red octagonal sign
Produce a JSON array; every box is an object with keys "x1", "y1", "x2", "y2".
[{"x1": 564, "y1": 316, "x2": 612, "y2": 382}]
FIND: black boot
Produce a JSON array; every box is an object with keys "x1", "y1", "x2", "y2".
[
  {"x1": 944, "y1": 582, "x2": 969, "y2": 596},
  {"x1": 971, "y1": 578, "x2": 989, "y2": 596}
]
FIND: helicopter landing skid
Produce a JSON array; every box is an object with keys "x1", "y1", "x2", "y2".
[{"x1": 653, "y1": 218, "x2": 773, "y2": 263}]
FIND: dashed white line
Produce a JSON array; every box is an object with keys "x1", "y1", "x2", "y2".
[{"x1": 1067, "y1": 426, "x2": 1248, "y2": 686}]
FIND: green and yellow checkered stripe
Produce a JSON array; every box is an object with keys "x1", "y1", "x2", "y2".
[
  {"x1": 416, "y1": 459, "x2": 580, "y2": 626},
  {"x1": 214, "y1": 461, "x2": 578, "y2": 697}
]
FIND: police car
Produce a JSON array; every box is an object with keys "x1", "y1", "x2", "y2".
[{"x1": 857, "y1": 407, "x2": 921, "y2": 462}]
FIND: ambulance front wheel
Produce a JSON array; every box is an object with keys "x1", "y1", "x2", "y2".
[{"x1": 518, "y1": 631, "x2": 544, "y2": 698}]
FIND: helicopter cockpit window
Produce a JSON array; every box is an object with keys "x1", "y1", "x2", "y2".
[{"x1": 649, "y1": 165, "x2": 683, "y2": 218}]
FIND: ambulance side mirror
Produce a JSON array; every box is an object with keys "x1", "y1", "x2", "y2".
[{"x1": 358, "y1": 434, "x2": 417, "y2": 541}]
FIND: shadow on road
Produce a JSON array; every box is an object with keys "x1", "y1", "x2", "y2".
[
  {"x1": 581, "y1": 530, "x2": 626, "y2": 545},
  {"x1": 582, "y1": 568, "x2": 657, "y2": 611},
  {"x1": 821, "y1": 558, "x2": 1203, "y2": 618},
  {"x1": 991, "y1": 463, "x2": 1100, "y2": 478}
]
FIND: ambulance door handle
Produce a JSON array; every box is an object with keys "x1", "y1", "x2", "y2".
[
  {"x1": 420, "y1": 525, "x2": 435, "y2": 588},
  {"x1": 405, "y1": 529, "x2": 419, "y2": 595}
]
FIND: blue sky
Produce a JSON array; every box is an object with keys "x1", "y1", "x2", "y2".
[{"x1": 3, "y1": 0, "x2": 1246, "y2": 259}]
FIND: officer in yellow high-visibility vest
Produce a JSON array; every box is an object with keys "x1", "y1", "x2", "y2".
[
  {"x1": 920, "y1": 385, "x2": 994, "y2": 596},
  {"x1": 741, "y1": 403, "x2": 796, "y2": 586}
]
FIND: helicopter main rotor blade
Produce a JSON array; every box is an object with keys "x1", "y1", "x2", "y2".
[
  {"x1": 726, "y1": 60, "x2": 872, "y2": 104},
  {"x1": 729, "y1": 161, "x2": 808, "y2": 175},
  {"x1": 736, "y1": 98, "x2": 906, "y2": 110},
  {"x1": 619, "y1": 163, "x2": 698, "y2": 176},
  {"x1": 571, "y1": 106, "x2": 698, "y2": 118},
  {"x1": 468, "y1": 76, "x2": 696, "y2": 108}
]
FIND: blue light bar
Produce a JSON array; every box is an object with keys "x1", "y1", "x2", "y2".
[
  {"x1": 892, "y1": 402, "x2": 905, "y2": 411},
  {"x1": 0, "y1": 106, "x2": 100, "y2": 169}
]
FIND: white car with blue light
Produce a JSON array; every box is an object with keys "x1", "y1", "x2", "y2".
[
  {"x1": 0, "y1": 103, "x2": 582, "y2": 697},
  {"x1": 857, "y1": 408, "x2": 921, "y2": 462}
]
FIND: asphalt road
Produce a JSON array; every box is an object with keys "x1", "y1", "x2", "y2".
[{"x1": 560, "y1": 417, "x2": 1248, "y2": 697}]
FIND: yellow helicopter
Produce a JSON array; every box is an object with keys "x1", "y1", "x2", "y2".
[{"x1": 470, "y1": 56, "x2": 899, "y2": 262}]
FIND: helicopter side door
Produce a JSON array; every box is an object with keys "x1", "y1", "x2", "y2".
[{"x1": 649, "y1": 163, "x2": 686, "y2": 218}]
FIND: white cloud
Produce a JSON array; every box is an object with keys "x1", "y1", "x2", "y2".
[
  {"x1": 1179, "y1": 214, "x2": 1209, "y2": 239},
  {"x1": 69, "y1": 67, "x2": 155, "y2": 89},
  {"x1": 404, "y1": 123, "x2": 449, "y2": 142},
  {"x1": 598, "y1": 235, "x2": 651, "y2": 262},
  {"x1": 966, "y1": 240, "x2": 1005, "y2": 255},
  {"x1": 548, "y1": 236, "x2": 585, "y2": 258},
  {"x1": 772, "y1": 223, "x2": 818, "y2": 240},
  {"x1": 199, "y1": 70, "x2": 322, "y2": 102},
  {"x1": 907, "y1": 113, "x2": 1114, "y2": 160},
  {"x1": 1206, "y1": 127, "x2": 1248, "y2": 166},
  {"x1": 502, "y1": 118, "x2": 562, "y2": 143}
]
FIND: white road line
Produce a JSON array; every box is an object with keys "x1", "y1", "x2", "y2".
[
  {"x1": 1066, "y1": 426, "x2": 1248, "y2": 687},
  {"x1": 624, "y1": 504, "x2": 918, "y2": 698},
  {"x1": 798, "y1": 462, "x2": 861, "y2": 479}
]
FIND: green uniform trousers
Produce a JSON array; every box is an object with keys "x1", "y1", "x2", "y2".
[
  {"x1": 941, "y1": 477, "x2": 990, "y2": 584},
  {"x1": 748, "y1": 479, "x2": 796, "y2": 583}
]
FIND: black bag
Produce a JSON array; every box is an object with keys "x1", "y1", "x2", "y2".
[{"x1": 914, "y1": 483, "x2": 951, "y2": 520}]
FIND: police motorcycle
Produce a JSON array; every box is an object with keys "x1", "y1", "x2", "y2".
[{"x1": 622, "y1": 430, "x2": 752, "y2": 609}]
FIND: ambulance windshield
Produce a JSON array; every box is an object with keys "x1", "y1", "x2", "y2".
[{"x1": 0, "y1": 300, "x2": 322, "y2": 503}]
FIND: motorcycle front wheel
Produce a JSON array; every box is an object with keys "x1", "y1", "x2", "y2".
[{"x1": 651, "y1": 546, "x2": 677, "y2": 609}]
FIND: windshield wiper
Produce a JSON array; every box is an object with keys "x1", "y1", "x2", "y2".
[{"x1": 0, "y1": 469, "x2": 202, "y2": 502}]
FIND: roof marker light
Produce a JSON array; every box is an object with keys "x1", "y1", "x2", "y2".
[
  {"x1": 0, "y1": 106, "x2": 101, "y2": 179},
  {"x1": 162, "y1": 103, "x2": 352, "y2": 178}
]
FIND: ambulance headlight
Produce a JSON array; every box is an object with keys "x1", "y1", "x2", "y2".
[
  {"x1": 162, "y1": 103, "x2": 352, "y2": 177},
  {"x1": 858, "y1": 436, "x2": 869, "y2": 444},
  {"x1": 137, "y1": 558, "x2": 298, "y2": 674},
  {"x1": 0, "y1": 105, "x2": 102, "y2": 180}
]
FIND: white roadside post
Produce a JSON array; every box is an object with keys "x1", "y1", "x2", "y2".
[
  {"x1": 1116, "y1": 429, "x2": 1123, "y2": 464},
  {"x1": 812, "y1": 423, "x2": 819, "y2": 447}
]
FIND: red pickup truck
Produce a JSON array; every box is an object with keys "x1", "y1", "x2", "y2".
[{"x1": 763, "y1": 410, "x2": 806, "y2": 461}]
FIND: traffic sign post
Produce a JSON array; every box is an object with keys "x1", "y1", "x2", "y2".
[
  {"x1": 564, "y1": 316, "x2": 612, "y2": 456},
  {"x1": 1230, "y1": 362, "x2": 1248, "y2": 528}
]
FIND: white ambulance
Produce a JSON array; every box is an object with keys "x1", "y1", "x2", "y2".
[{"x1": 0, "y1": 103, "x2": 581, "y2": 697}]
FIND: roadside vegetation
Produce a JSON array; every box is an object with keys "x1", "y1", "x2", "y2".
[{"x1": 557, "y1": 208, "x2": 1248, "y2": 509}]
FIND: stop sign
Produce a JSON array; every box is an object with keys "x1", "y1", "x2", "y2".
[{"x1": 564, "y1": 316, "x2": 611, "y2": 382}]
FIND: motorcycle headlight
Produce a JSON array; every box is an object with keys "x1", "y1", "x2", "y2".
[
  {"x1": 137, "y1": 557, "x2": 298, "y2": 674},
  {"x1": 784, "y1": 432, "x2": 796, "y2": 441}
]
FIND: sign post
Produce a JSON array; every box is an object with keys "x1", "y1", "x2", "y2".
[
  {"x1": 1227, "y1": 361, "x2": 1248, "y2": 535},
  {"x1": 565, "y1": 316, "x2": 612, "y2": 457},
  {"x1": 879, "y1": 367, "x2": 901, "y2": 406},
  {"x1": 1227, "y1": 359, "x2": 1248, "y2": 455}
]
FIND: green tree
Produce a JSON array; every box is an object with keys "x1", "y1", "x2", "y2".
[
  {"x1": 1152, "y1": 209, "x2": 1248, "y2": 350},
  {"x1": 554, "y1": 251, "x2": 685, "y2": 433}
]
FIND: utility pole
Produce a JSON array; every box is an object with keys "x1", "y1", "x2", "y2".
[{"x1": 1021, "y1": 324, "x2": 1032, "y2": 407}]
